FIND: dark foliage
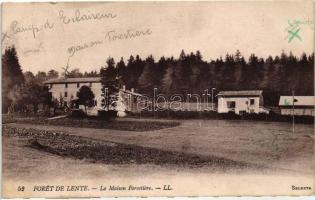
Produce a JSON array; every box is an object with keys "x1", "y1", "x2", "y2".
[
  {"x1": 2, "y1": 46, "x2": 314, "y2": 113},
  {"x1": 100, "y1": 57, "x2": 119, "y2": 109},
  {"x1": 69, "y1": 109, "x2": 87, "y2": 118},
  {"x1": 128, "y1": 110, "x2": 314, "y2": 124},
  {"x1": 6, "y1": 117, "x2": 180, "y2": 132},
  {"x1": 104, "y1": 50, "x2": 314, "y2": 102},
  {"x1": 2, "y1": 46, "x2": 24, "y2": 113},
  {"x1": 77, "y1": 85, "x2": 95, "y2": 109},
  {"x1": 97, "y1": 110, "x2": 118, "y2": 120}
]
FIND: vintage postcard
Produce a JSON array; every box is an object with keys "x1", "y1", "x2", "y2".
[{"x1": 1, "y1": 0, "x2": 314, "y2": 198}]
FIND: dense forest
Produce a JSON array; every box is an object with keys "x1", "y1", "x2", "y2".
[
  {"x1": 64, "y1": 50, "x2": 313, "y2": 99},
  {"x1": 102, "y1": 50, "x2": 314, "y2": 105},
  {"x1": 2, "y1": 46, "x2": 314, "y2": 113}
]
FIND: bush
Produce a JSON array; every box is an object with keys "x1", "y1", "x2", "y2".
[
  {"x1": 127, "y1": 110, "x2": 314, "y2": 124},
  {"x1": 69, "y1": 109, "x2": 87, "y2": 118},
  {"x1": 218, "y1": 112, "x2": 241, "y2": 120},
  {"x1": 133, "y1": 110, "x2": 218, "y2": 119},
  {"x1": 98, "y1": 110, "x2": 117, "y2": 120}
]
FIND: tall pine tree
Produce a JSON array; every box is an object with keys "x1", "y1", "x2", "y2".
[
  {"x1": 2, "y1": 46, "x2": 24, "y2": 113},
  {"x1": 100, "y1": 57, "x2": 118, "y2": 110}
]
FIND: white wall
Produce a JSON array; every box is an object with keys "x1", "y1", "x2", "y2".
[
  {"x1": 218, "y1": 96, "x2": 260, "y2": 114},
  {"x1": 49, "y1": 82, "x2": 103, "y2": 108}
]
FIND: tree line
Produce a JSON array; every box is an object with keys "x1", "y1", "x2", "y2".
[
  {"x1": 100, "y1": 49, "x2": 314, "y2": 106},
  {"x1": 2, "y1": 46, "x2": 314, "y2": 113}
]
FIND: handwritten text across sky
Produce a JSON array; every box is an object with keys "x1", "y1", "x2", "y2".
[{"x1": 2, "y1": 1, "x2": 314, "y2": 73}]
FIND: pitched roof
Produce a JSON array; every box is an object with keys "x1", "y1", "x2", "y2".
[
  {"x1": 44, "y1": 77, "x2": 101, "y2": 84},
  {"x1": 217, "y1": 90, "x2": 263, "y2": 97},
  {"x1": 279, "y1": 96, "x2": 315, "y2": 106}
]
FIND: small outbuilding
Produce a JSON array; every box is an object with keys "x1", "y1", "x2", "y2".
[{"x1": 217, "y1": 90, "x2": 269, "y2": 115}]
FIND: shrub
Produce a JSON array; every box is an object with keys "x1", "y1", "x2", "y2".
[
  {"x1": 126, "y1": 110, "x2": 314, "y2": 124},
  {"x1": 98, "y1": 110, "x2": 117, "y2": 120},
  {"x1": 69, "y1": 109, "x2": 87, "y2": 118}
]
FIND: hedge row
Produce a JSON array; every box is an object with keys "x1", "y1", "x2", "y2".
[{"x1": 127, "y1": 110, "x2": 314, "y2": 124}]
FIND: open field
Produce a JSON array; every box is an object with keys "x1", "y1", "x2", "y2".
[
  {"x1": 3, "y1": 123, "x2": 260, "y2": 197},
  {"x1": 3, "y1": 118, "x2": 314, "y2": 197},
  {"x1": 3, "y1": 126, "x2": 252, "y2": 168},
  {"x1": 4, "y1": 133, "x2": 314, "y2": 197},
  {"x1": 4, "y1": 118, "x2": 314, "y2": 174}
]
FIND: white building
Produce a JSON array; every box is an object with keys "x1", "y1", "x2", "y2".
[
  {"x1": 217, "y1": 90, "x2": 269, "y2": 115},
  {"x1": 279, "y1": 96, "x2": 315, "y2": 116},
  {"x1": 44, "y1": 77, "x2": 145, "y2": 115},
  {"x1": 45, "y1": 77, "x2": 103, "y2": 108}
]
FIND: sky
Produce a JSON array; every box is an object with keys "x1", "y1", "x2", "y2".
[{"x1": 1, "y1": 1, "x2": 314, "y2": 73}]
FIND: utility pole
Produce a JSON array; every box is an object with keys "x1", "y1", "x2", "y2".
[
  {"x1": 292, "y1": 90, "x2": 295, "y2": 134},
  {"x1": 153, "y1": 87, "x2": 157, "y2": 118},
  {"x1": 212, "y1": 88, "x2": 216, "y2": 111},
  {"x1": 105, "y1": 88, "x2": 109, "y2": 111}
]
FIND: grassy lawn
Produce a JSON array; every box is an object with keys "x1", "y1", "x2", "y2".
[
  {"x1": 3, "y1": 119, "x2": 314, "y2": 197},
  {"x1": 4, "y1": 119, "x2": 314, "y2": 174},
  {"x1": 5, "y1": 134, "x2": 314, "y2": 198},
  {"x1": 3, "y1": 115, "x2": 314, "y2": 173},
  {"x1": 3, "y1": 125, "x2": 251, "y2": 169},
  {"x1": 3, "y1": 115, "x2": 180, "y2": 132}
]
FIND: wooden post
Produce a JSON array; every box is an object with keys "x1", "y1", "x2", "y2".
[{"x1": 292, "y1": 90, "x2": 295, "y2": 134}]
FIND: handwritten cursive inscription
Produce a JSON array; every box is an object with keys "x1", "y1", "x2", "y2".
[
  {"x1": 59, "y1": 9, "x2": 117, "y2": 25},
  {"x1": 105, "y1": 28, "x2": 152, "y2": 41},
  {"x1": 67, "y1": 40, "x2": 104, "y2": 57},
  {"x1": 287, "y1": 18, "x2": 314, "y2": 30},
  {"x1": 23, "y1": 42, "x2": 44, "y2": 55},
  {"x1": 67, "y1": 28, "x2": 152, "y2": 57},
  {"x1": 3, "y1": 19, "x2": 54, "y2": 41}
]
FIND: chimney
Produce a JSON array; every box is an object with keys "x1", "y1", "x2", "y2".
[{"x1": 131, "y1": 88, "x2": 134, "y2": 93}]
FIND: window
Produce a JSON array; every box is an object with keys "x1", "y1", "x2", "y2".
[
  {"x1": 50, "y1": 84, "x2": 53, "y2": 89},
  {"x1": 250, "y1": 99, "x2": 255, "y2": 105},
  {"x1": 77, "y1": 83, "x2": 80, "y2": 88},
  {"x1": 65, "y1": 92, "x2": 68, "y2": 97},
  {"x1": 65, "y1": 83, "x2": 68, "y2": 88},
  {"x1": 227, "y1": 101, "x2": 235, "y2": 108},
  {"x1": 89, "y1": 82, "x2": 92, "y2": 87},
  {"x1": 76, "y1": 92, "x2": 79, "y2": 97}
]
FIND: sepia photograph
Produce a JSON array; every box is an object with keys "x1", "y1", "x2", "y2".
[{"x1": 1, "y1": 1, "x2": 314, "y2": 198}]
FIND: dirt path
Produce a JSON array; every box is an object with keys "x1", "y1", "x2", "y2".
[{"x1": 6, "y1": 119, "x2": 314, "y2": 174}]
